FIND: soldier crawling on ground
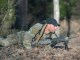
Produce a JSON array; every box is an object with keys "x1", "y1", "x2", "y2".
[{"x1": 0, "y1": 18, "x2": 69, "y2": 49}]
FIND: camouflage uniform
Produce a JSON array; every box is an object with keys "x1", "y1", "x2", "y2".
[
  {"x1": 23, "y1": 23, "x2": 52, "y2": 49},
  {"x1": 0, "y1": 23, "x2": 52, "y2": 49},
  {"x1": 0, "y1": 19, "x2": 69, "y2": 49},
  {"x1": 23, "y1": 23, "x2": 43, "y2": 49}
]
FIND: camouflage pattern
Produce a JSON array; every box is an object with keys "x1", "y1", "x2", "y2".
[
  {"x1": 0, "y1": 23, "x2": 58, "y2": 49},
  {"x1": 0, "y1": 31, "x2": 25, "y2": 47},
  {"x1": 0, "y1": 23, "x2": 44, "y2": 49},
  {"x1": 23, "y1": 23, "x2": 44, "y2": 49}
]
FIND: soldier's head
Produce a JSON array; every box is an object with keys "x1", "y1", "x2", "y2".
[{"x1": 44, "y1": 18, "x2": 60, "y2": 34}]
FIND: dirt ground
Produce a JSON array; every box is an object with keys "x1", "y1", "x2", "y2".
[{"x1": 0, "y1": 20, "x2": 80, "y2": 60}]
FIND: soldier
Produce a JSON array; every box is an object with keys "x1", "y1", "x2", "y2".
[{"x1": 0, "y1": 18, "x2": 60, "y2": 49}]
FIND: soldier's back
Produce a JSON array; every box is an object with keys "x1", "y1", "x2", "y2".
[{"x1": 23, "y1": 23, "x2": 43, "y2": 49}]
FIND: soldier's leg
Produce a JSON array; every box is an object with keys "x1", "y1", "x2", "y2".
[
  {"x1": 0, "y1": 31, "x2": 26, "y2": 47},
  {"x1": 0, "y1": 33, "x2": 18, "y2": 47}
]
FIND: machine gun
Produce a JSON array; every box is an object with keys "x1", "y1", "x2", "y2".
[
  {"x1": 48, "y1": 34, "x2": 78, "y2": 50},
  {"x1": 50, "y1": 36, "x2": 69, "y2": 50}
]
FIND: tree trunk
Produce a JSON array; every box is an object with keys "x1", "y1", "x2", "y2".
[
  {"x1": 16, "y1": 0, "x2": 28, "y2": 30},
  {"x1": 53, "y1": 0, "x2": 60, "y2": 37},
  {"x1": 21, "y1": 0, "x2": 28, "y2": 30}
]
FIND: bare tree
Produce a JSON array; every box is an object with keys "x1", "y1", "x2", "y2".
[{"x1": 53, "y1": 0, "x2": 60, "y2": 37}]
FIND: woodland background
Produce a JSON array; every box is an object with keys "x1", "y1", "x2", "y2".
[
  {"x1": 0, "y1": 0, "x2": 80, "y2": 60},
  {"x1": 0, "y1": 0, "x2": 80, "y2": 36}
]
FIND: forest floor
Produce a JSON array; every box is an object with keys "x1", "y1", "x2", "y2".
[{"x1": 0, "y1": 20, "x2": 80, "y2": 60}]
